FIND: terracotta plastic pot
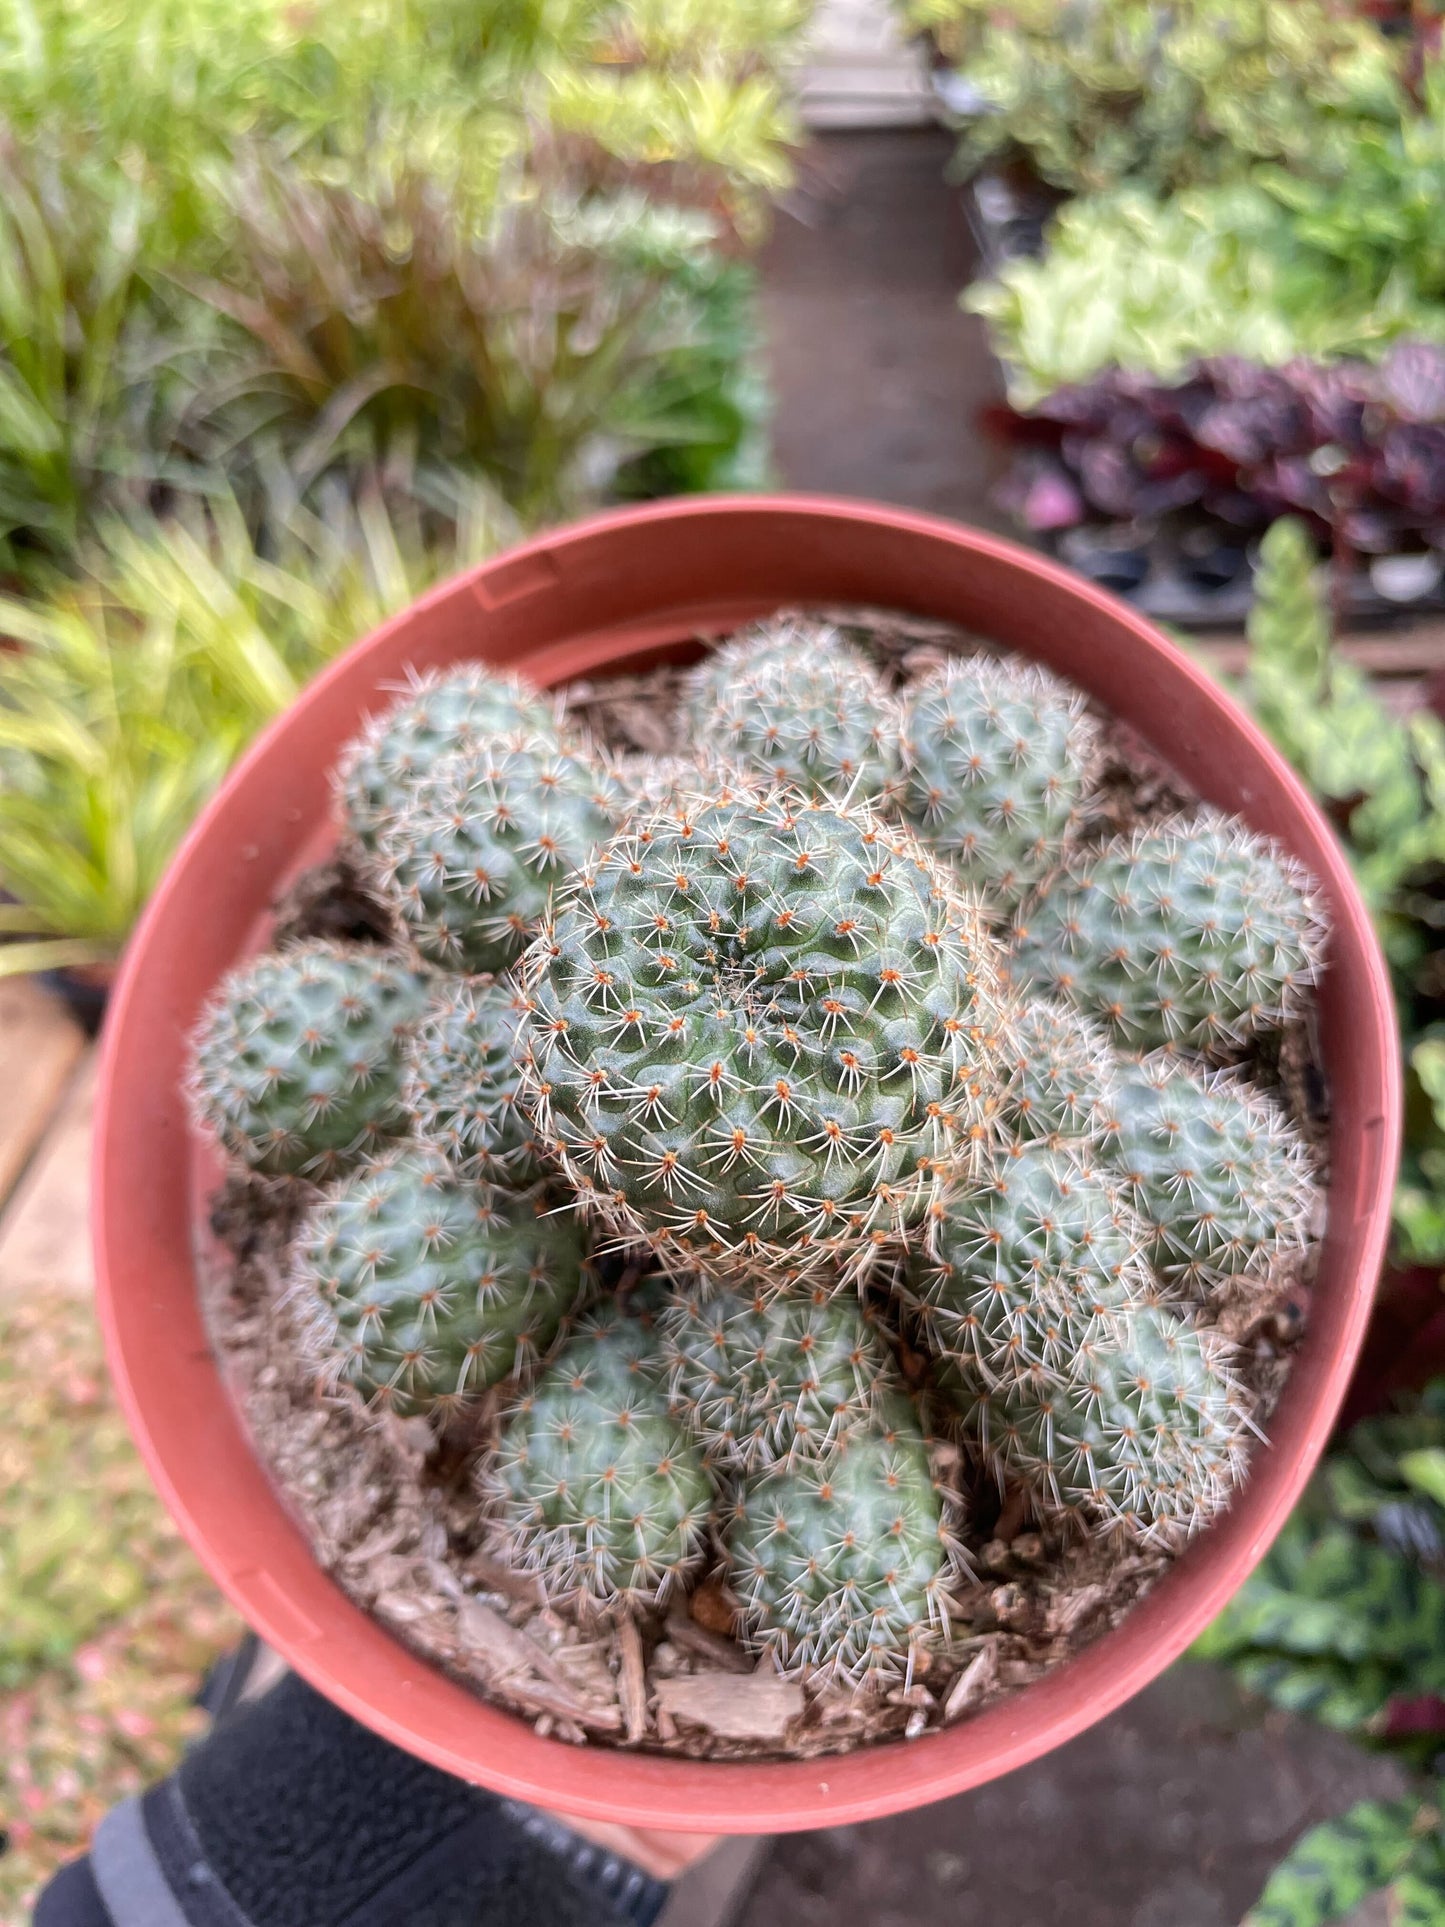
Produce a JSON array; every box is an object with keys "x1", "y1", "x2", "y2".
[{"x1": 94, "y1": 496, "x2": 1400, "y2": 1833}]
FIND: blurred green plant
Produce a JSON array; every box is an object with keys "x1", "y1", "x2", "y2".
[
  {"x1": 1242, "y1": 518, "x2": 1445, "y2": 1268},
  {"x1": 178, "y1": 151, "x2": 769, "y2": 525},
  {"x1": 967, "y1": 184, "x2": 1436, "y2": 405},
  {"x1": 911, "y1": 0, "x2": 1405, "y2": 198},
  {"x1": 0, "y1": 0, "x2": 798, "y2": 573},
  {"x1": 1198, "y1": 1379, "x2": 1445, "y2": 1922},
  {"x1": 1244, "y1": 1793, "x2": 1445, "y2": 1925},
  {"x1": 0, "y1": 0, "x2": 804, "y2": 235},
  {"x1": 0, "y1": 485, "x2": 509, "y2": 975},
  {"x1": 1254, "y1": 51, "x2": 1445, "y2": 310},
  {"x1": 0, "y1": 130, "x2": 216, "y2": 579}
]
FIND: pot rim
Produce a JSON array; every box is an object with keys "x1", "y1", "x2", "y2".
[{"x1": 92, "y1": 494, "x2": 1400, "y2": 1831}]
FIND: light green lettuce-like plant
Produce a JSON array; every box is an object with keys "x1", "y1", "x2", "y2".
[
  {"x1": 0, "y1": 486, "x2": 507, "y2": 975},
  {"x1": 967, "y1": 184, "x2": 1435, "y2": 406},
  {"x1": 1260, "y1": 57, "x2": 1445, "y2": 316},
  {"x1": 911, "y1": 0, "x2": 1405, "y2": 198}
]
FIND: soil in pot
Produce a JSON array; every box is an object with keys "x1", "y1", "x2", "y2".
[{"x1": 192, "y1": 604, "x2": 1330, "y2": 1766}]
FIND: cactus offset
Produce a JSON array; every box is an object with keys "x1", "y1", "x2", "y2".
[
  {"x1": 373, "y1": 732, "x2": 614, "y2": 974},
  {"x1": 897, "y1": 655, "x2": 1099, "y2": 910},
  {"x1": 1106, "y1": 1054, "x2": 1317, "y2": 1299},
  {"x1": 685, "y1": 618, "x2": 900, "y2": 801},
  {"x1": 1005, "y1": 998, "x2": 1120, "y2": 1149},
  {"x1": 724, "y1": 1399, "x2": 957, "y2": 1680},
  {"x1": 188, "y1": 941, "x2": 429, "y2": 1177},
  {"x1": 907, "y1": 1145, "x2": 1147, "y2": 1385},
  {"x1": 401, "y1": 976, "x2": 549, "y2": 1185},
  {"x1": 293, "y1": 1148, "x2": 588, "y2": 1418},
  {"x1": 1010, "y1": 811, "x2": 1326, "y2": 1051},
  {"x1": 944, "y1": 1304, "x2": 1251, "y2": 1540},
  {"x1": 521, "y1": 788, "x2": 1012, "y2": 1281},
  {"x1": 337, "y1": 666, "x2": 563, "y2": 851},
  {"x1": 661, "y1": 1278, "x2": 895, "y2": 1469},
  {"x1": 488, "y1": 1301, "x2": 712, "y2": 1608}
]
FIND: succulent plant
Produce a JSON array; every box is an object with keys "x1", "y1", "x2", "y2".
[
  {"x1": 1106, "y1": 1054, "x2": 1317, "y2": 1299},
  {"x1": 521, "y1": 788, "x2": 1012, "y2": 1281},
  {"x1": 292, "y1": 1147, "x2": 589, "y2": 1419},
  {"x1": 337, "y1": 666, "x2": 563, "y2": 852},
  {"x1": 944, "y1": 1302, "x2": 1250, "y2": 1540},
  {"x1": 488, "y1": 1300, "x2": 712, "y2": 1608},
  {"x1": 907, "y1": 1145, "x2": 1145, "y2": 1383},
  {"x1": 1005, "y1": 998, "x2": 1120, "y2": 1148},
  {"x1": 684, "y1": 617, "x2": 900, "y2": 802},
  {"x1": 401, "y1": 975, "x2": 549, "y2": 1186},
  {"x1": 723, "y1": 1398, "x2": 956, "y2": 1680},
  {"x1": 187, "y1": 940, "x2": 430, "y2": 1177},
  {"x1": 661, "y1": 1278, "x2": 894, "y2": 1469},
  {"x1": 896, "y1": 655, "x2": 1099, "y2": 910},
  {"x1": 919, "y1": 1142, "x2": 1253, "y2": 1537},
  {"x1": 1010, "y1": 811, "x2": 1326, "y2": 1052},
  {"x1": 607, "y1": 753, "x2": 770, "y2": 818},
  {"x1": 372, "y1": 730, "x2": 615, "y2": 974},
  {"x1": 189, "y1": 613, "x2": 1335, "y2": 1691}
]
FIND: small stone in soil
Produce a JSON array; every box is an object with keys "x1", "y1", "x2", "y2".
[{"x1": 687, "y1": 1578, "x2": 741, "y2": 1639}]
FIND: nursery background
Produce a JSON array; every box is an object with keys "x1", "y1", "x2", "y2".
[{"x1": 3, "y1": 0, "x2": 1445, "y2": 1922}]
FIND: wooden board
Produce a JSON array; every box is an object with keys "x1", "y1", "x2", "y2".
[
  {"x1": 0, "y1": 1050, "x2": 96, "y2": 1299},
  {"x1": 0, "y1": 977, "x2": 86, "y2": 1215}
]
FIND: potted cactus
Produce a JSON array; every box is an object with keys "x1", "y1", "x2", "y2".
[{"x1": 94, "y1": 498, "x2": 1397, "y2": 1831}]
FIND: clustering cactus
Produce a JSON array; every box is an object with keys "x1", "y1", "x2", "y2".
[
  {"x1": 187, "y1": 602, "x2": 1333, "y2": 1699},
  {"x1": 897, "y1": 655, "x2": 1098, "y2": 910},
  {"x1": 1005, "y1": 998, "x2": 1119, "y2": 1149},
  {"x1": 945, "y1": 1307, "x2": 1250, "y2": 1539},
  {"x1": 401, "y1": 976, "x2": 548, "y2": 1186},
  {"x1": 661, "y1": 1279, "x2": 894, "y2": 1468},
  {"x1": 337, "y1": 665, "x2": 563, "y2": 852},
  {"x1": 917, "y1": 1145, "x2": 1252, "y2": 1537},
  {"x1": 908, "y1": 1147, "x2": 1146, "y2": 1382},
  {"x1": 293, "y1": 1148, "x2": 588, "y2": 1417},
  {"x1": 723, "y1": 1401, "x2": 956, "y2": 1680},
  {"x1": 1107, "y1": 1055, "x2": 1317, "y2": 1299},
  {"x1": 488, "y1": 1300, "x2": 712, "y2": 1609},
  {"x1": 1010, "y1": 811, "x2": 1326, "y2": 1052},
  {"x1": 373, "y1": 732, "x2": 615, "y2": 974},
  {"x1": 685, "y1": 617, "x2": 900, "y2": 802},
  {"x1": 521, "y1": 788, "x2": 1012, "y2": 1281},
  {"x1": 188, "y1": 941, "x2": 429, "y2": 1177}
]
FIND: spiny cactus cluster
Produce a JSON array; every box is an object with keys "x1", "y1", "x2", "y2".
[
  {"x1": 401, "y1": 976, "x2": 547, "y2": 1185},
  {"x1": 724, "y1": 1401, "x2": 955, "y2": 1681},
  {"x1": 186, "y1": 615, "x2": 1329, "y2": 1693},
  {"x1": 336, "y1": 666, "x2": 563, "y2": 853},
  {"x1": 897, "y1": 655, "x2": 1099, "y2": 911},
  {"x1": 1011, "y1": 812, "x2": 1325, "y2": 1052},
  {"x1": 684, "y1": 618, "x2": 899, "y2": 801},
  {"x1": 294, "y1": 1147, "x2": 587, "y2": 1417},
  {"x1": 373, "y1": 731, "x2": 615, "y2": 975},
  {"x1": 661, "y1": 1279, "x2": 892, "y2": 1469},
  {"x1": 188, "y1": 941, "x2": 430, "y2": 1177},
  {"x1": 912, "y1": 1146, "x2": 1252, "y2": 1536},
  {"x1": 522, "y1": 787, "x2": 1011, "y2": 1280},
  {"x1": 487, "y1": 1300, "x2": 713, "y2": 1609},
  {"x1": 1108, "y1": 1056, "x2": 1318, "y2": 1299}
]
